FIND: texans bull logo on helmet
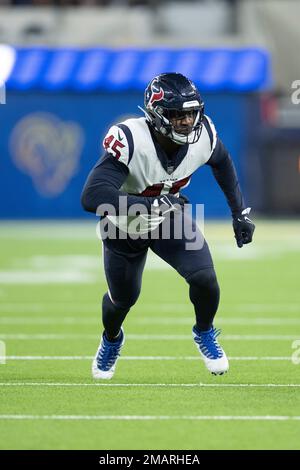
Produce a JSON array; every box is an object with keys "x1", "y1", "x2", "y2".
[{"x1": 148, "y1": 81, "x2": 164, "y2": 108}]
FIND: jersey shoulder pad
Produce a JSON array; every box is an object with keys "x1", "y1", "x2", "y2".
[
  {"x1": 102, "y1": 123, "x2": 134, "y2": 166},
  {"x1": 202, "y1": 114, "x2": 217, "y2": 154}
]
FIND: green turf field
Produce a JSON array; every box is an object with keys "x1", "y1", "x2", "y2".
[{"x1": 0, "y1": 220, "x2": 299, "y2": 450}]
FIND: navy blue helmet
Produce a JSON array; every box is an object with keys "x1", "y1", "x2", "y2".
[{"x1": 143, "y1": 73, "x2": 204, "y2": 145}]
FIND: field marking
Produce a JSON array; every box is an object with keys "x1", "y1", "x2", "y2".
[
  {"x1": 132, "y1": 317, "x2": 300, "y2": 325},
  {"x1": 1, "y1": 316, "x2": 300, "y2": 326},
  {"x1": 3, "y1": 356, "x2": 295, "y2": 361},
  {"x1": 0, "y1": 334, "x2": 299, "y2": 341},
  {"x1": 0, "y1": 302, "x2": 299, "y2": 314},
  {"x1": 1, "y1": 382, "x2": 300, "y2": 388},
  {"x1": 0, "y1": 414, "x2": 300, "y2": 421},
  {"x1": 0, "y1": 271, "x2": 96, "y2": 284},
  {"x1": 237, "y1": 304, "x2": 300, "y2": 313}
]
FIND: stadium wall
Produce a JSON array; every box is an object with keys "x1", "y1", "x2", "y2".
[{"x1": 0, "y1": 91, "x2": 259, "y2": 219}]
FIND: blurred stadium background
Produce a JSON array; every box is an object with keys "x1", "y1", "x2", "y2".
[
  {"x1": 0, "y1": 0, "x2": 300, "y2": 217},
  {"x1": 0, "y1": 0, "x2": 300, "y2": 451}
]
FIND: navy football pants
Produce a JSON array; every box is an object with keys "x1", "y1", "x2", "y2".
[{"x1": 101, "y1": 213, "x2": 220, "y2": 338}]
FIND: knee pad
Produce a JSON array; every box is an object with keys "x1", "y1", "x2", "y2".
[
  {"x1": 104, "y1": 288, "x2": 140, "y2": 311},
  {"x1": 187, "y1": 267, "x2": 219, "y2": 293}
]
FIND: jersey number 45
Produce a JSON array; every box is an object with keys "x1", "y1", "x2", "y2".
[{"x1": 103, "y1": 135, "x2": 125, "y2": 160}]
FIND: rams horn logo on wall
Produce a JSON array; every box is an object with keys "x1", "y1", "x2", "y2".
[{"x1": 10, "y1": 113, "x2": 84, "y2": 197}]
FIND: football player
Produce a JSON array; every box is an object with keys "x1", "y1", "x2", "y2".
[{"x1": 81, "y1": 72, "x2": 255, "y2": 379}]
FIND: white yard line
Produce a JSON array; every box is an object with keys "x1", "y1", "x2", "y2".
[
  {"x1": 0, "y1": 302, "x2": 299, "y2": 313},
  {"x1": 0, "y1": 271, "x2": 97, "y2": 284},
  {"x1": 0, "y1": 414, "x2": 299, "y2": 421},
  {"x1": 1, "y1": 316, "x2": 300, "y2": 326},
  {"x1": 0, "y1": 382, "x2": 300, "y2": 388},
  {"x1": 133, "y1": 317, "x2": 300, "y2": 325},
  {"x1": 2, "y1": 356, "x2": 295, "y2": 361},
  {"x1": 0, "y1": 334, "x2": 298, "y2": 340},
  {"x1": 0, "y1": 304, "x2": 101, "y2": 313},
  {"x1": 0, "y1": 317, "x2": 97, "y2": 324},
  {"x1": 237, "y1": 304, "x2": 300, "y2": 313}
]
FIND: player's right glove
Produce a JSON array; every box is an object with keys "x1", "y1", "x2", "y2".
[
  {"x1": 232, "y1": 207, "x2": 255, "y2": 248},
  {"x1": 135, "y1": 194, "x2": 188, "y2": 234},
  {"x1": 152, "y1": 194, "x2": 189, "y2": 216}
]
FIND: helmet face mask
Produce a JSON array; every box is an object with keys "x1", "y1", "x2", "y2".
[{"x1": 142, "y1": 73, "x2": 204, "y2": 145}]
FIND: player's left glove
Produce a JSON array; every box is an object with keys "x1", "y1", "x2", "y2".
[{"x1": 232, "y1": 208, "x2": 255, "y2": 248}]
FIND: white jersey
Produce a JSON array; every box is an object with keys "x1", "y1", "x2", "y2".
[{"x1": 102, "y1": 116, "x2": 217, "y2": 233}]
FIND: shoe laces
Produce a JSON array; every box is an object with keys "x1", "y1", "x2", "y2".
[
  {"x1": 97, "y1": 334, "x2": 123, "y2": 370},
  {"x1": 194, "y1": 327, "x2": 223, "y2": 359}
]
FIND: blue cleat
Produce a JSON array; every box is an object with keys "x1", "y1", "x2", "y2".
[
  {"x1": 92, "y1": 328, "x2": 125, "y2": 379},
  {"x1": 192, "y1": 325, "x2": 229, "y2": 375}
]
